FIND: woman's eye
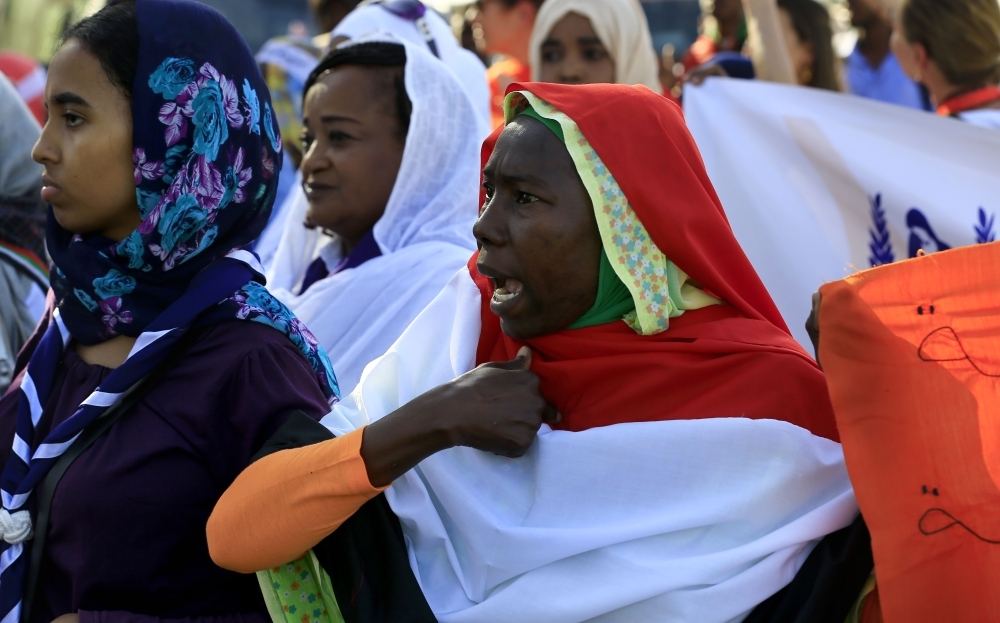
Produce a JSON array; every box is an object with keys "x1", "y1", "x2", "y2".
[
  {"x1": 540, "y1": 46, "x2": 563, "y2": 64},
  {"x1": 583, "y1": 46, "x2": 609, "y2": 62},
  {"x1": 328, "y1": 130, "x2": 351, "y2": 143},
  {"x1": 64, "y1": 112, "x2": 84, "y2": 128},
  {"x1": 515, "y1": 191, "x2": 539, "y2": 204}
]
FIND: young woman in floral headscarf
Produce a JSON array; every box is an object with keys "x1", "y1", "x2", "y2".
[{"x1": 0, "y1": 1, "x2": 338, "y2": 622}]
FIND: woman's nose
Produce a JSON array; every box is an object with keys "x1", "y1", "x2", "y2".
[
  {"x1": 31, "y1": 126, "x2": 58, "y2": 166},
  {"x1": 299, "y1": 141, "x2": 328, "y2": 179},
  {"x1": 558, "y1": 55, "x2": 585, "y2": 84},
  {"x1": 473, "y1": 198, "x2": 506, "y2": 248}
]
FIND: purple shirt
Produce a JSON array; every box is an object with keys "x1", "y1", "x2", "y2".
[
  {"x1": 0, "y1": 315, "x2": 331, "y2": 623},
  {"x1": 299, "y1": 230, "x2": 383, "y2": 294}
]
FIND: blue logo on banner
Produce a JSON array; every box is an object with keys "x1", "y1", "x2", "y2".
[
  {"x1": 907, "y1": 208, "x2": 951, "y2": 258},
  {"x1": 867, "y1": 196, "x2": 993, "y2": 266},
  {"x1": 975, "y1": 208, "x2": 996, "y2": 244},
  {"x1": 868, "y1": 193, "x2": 894, "y2": 267}
]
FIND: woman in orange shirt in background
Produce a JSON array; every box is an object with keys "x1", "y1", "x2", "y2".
[{"x1": 474, "y1": 0, "x2": 542, "y2": 126}]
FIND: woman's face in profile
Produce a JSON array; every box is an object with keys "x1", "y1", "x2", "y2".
[
  {"x1": 300, "y1": 65, "x2": 406, "y2": 251},
  {"x1": 32, "y1": 39, "x2": 141, "y2": 242},
  {"x1": 538, "y1": 12, "x2": 615, "y2": 85},
  {"x1": 474, "y1": 114, "x2": 603, "y2": 340}
]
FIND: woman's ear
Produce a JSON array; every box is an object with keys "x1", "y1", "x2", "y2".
[
  {"x1": 802, "y1": 40, "x2": 816, "y2": 83},
  {"x1": 911, "y1": 42, "x2": 930, "y2": 81}
]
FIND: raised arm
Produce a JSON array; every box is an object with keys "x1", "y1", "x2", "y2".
[{"x1": 742, "y1": 0, "x2": 798, "y2": 84}]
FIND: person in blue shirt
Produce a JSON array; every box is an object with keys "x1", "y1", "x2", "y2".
[{"x1": 844, "y1": 0, "x2": 929, "y2": 110}]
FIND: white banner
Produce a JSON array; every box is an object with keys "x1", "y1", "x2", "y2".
[{"x1": 685, "y1": 80, "x2": 1000, "y2": 349}]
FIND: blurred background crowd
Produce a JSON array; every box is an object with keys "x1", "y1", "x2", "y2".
[{"x1": 0, "y1": 0, "x2": 976, "y2": 119}]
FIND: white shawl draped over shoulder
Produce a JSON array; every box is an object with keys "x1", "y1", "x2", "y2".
[
  {"x1": 267, "y1": 36, "x2": 484, "y2": 396},
  {"x1": 321, "y1": 266, "x2": 859, "y2": 623}
]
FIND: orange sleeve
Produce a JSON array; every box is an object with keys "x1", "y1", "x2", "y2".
[{"x1": 207, "y1": 426, "x2": 386, "y2": 573}]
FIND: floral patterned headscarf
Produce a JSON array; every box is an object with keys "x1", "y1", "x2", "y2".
[{"x1": 44, "y1": 0, "x2": 337, "y2": 398}]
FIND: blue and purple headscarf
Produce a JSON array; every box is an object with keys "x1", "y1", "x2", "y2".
[
  {"x1": 41, "y1": 0, "x2": 336, "y2": 394},
  {"x1": 0, "y1": 2, "x2": 337, "y2": 619}
]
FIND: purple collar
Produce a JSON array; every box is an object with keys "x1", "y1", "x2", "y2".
[{"x1": 299, "y1": 230, "x2": 382, "y2": 294}]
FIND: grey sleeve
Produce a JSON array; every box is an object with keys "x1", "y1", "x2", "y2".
[{"x1": 0, "y1": 74, "x2": 42, "y2": 198}]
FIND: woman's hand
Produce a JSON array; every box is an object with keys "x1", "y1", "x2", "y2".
[
  {"x1": 51, "y1": 614, "x2": 79, "y2": 623},
  {"x1": 805, "y1": 291, "x2": 822, "y2": 368},
  {"x1": 682, "y1": 62, "x2": 730, "y2": 87},
  {"x1": 430, "y1": 346, "x2": 559, "y2": 456},
  {"x1": 361, "y1": 347, "x2": 559, "y2": 487}
]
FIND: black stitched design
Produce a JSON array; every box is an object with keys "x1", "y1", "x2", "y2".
[
  {"x1": 918, "y1": 326, "x2": 1000, "y2": 377},
  {"x1": 919, "y1": 508, "x2": 1000, "y2": 544}
]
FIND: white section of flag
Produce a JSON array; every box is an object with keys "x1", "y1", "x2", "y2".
[{"x1": 685, "y1": 79, "x2": 1000, "y2": 349}]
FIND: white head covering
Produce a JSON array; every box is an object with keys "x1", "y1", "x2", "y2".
[
  {"x1": 267, "y1": 34, "x2": 481, "y2": 396},
  {"x1": 529, "y1": 0, "x2": 661, "y2": 92},
  {"x1": 333, "y1": 4, "x2": 492, "y2": 133},
  {"x1": 254, "y1": 4, "x2": 490, "y2": 268}
]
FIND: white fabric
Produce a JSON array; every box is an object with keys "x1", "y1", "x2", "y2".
[
  {"x1": 529, "y1": 0, "x2": 661, "y2": 92},
  {"x1": 0, "y1": 510, "x2": 31, "y2": 545},
  {"x1": 959, "y1": 108, "x2": 1000, "y2": 130},
  {"x1": 254, "y1": 165, "x2": 300, "y2": 271},
  {"x1": 13, "y1": 65, "x2": 45, "y2": 103},
  {"x1": 265, "y1": 185, "x2": 316, "y2": 293},
  {"x1": 255, "y1": 37, "x2": 323, "y2": 86},
  {"x1": 684, "y1": 79, "x2": 1000, "y2": 349},
  {"x1": 322, "y1": 267, "x2": 858, "y2": 623},
  {"x1": 333, "y1": 5, "x2": 492, "y2": 133},
  {"x1": 252, "y1": 39, "x2": 322, "y2": 272},
  {"x1": 268, "y1": 35, "x2": 482, "y2": 396},
  {"x1": 23, "y1": 283, "x2": 45, "y2": 324}
]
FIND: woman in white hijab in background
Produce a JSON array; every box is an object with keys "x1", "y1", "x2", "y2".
[
  {"x1": 254, "y1": 1, "x2": 490, "y2": 268},
  {"x1": 267, "y1": 34, "x2": 482, "y2": 396},
  {"x1": 529, "y1": 0, "x2": 661, "y2": 90}
]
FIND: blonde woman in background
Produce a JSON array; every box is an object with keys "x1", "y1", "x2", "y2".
[{"x1": 890, "y1": 0, "x2": 1000, "y2": 128}]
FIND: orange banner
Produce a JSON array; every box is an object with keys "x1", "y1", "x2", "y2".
[{"x1": 819, "y1": 243, "x2": 1000, "y2": 622}]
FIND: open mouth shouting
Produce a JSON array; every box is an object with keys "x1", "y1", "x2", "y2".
[
  {"x1": 478, "y1": 259, "x2": 530, "y2": 320},
  {"x1": 490, "y1": 276, "x2": 525, "y2": 315}
]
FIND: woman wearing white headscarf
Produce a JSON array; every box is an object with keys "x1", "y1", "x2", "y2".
[
  {"x1": 529, "y1": 0, "x2": 660, "y2": 91},
  {"x1": 253, "y1": 1, "x2": 490, "y2": 268},
  {"x1": 267, "y1": 35, "x2": 481, "y2": 396}
]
